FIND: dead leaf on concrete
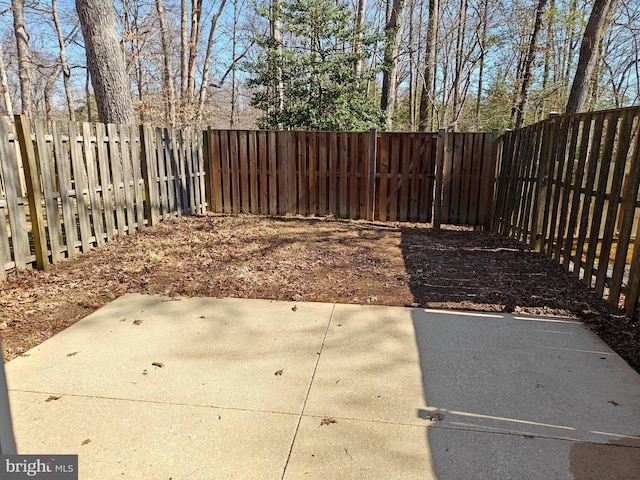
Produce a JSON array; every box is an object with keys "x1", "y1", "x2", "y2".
[
  {"x1": 45, "y1": 395, "x2": 61, "y2": 402},
  {"x1": 133, "y1": 319, "x2": 143, "y2": 325},
  {"x1": 274, "y1": 369, "x2": 283, "y2": 376},
  {"x1": 320, "y1": 417, "x2": 337, "y2": 426},
  {"x1": 292, "y1": 305, "x2": 297, "y2": 312},
  {"x1": 608, "y1": 400, "x2": 621, "y2": 406},
  {"x1": 81, "y1": 439, "x2": 91, "y2": 446},
  {"x1": 425, "y1": 413, "x2": 445, "y2": 422},
  {"x1": 66, "y1": 351, "x2": 79, "y2": 357},
  {"x1": 152, "y1": 362, "x2": 164, "y2": 368}
]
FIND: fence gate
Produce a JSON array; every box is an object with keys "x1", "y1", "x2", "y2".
[{"x1": 437, "y1": 131, "x2": 498, "y2": 227}]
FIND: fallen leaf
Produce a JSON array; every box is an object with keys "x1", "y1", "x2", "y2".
[
  {"x1": 66, "y1": 351, "x2": 79, "y2": 357},
  {"x1": 45, "y1": 395, "x2": 61, "y2": 402},
  {"x1": 152, "y1": 362, "x2": 164, "y2": 368},
  {"x1": 133, "y1": 319, "x2": 143, "y2": 325},
  {"x1": 81, "y1": 439, "x2": 91, "y2": 446},
  {"x1": 608, "y1": 400, "x2": 621, "y2": 406},
  {"x1": 142, "y1": 369, "x2": 148, "y2": 376},
  {"x1": 425, "y1": 413, "x2": 445, "y2": 422},
  {"x1": 320, "y1": 417, "x2": 337, "y2": 426},
  {"x1": 292, "y1": 305, "x2": 297, "y2": 312},
  {"x1": 274, "y1": 369, "x2": 283, "y2": 376}
]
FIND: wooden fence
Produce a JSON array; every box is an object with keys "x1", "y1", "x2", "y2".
[
  {"x1": 493, "y1": 106, "x2": 640, "y2": 318},
  {"x1": 204, "y1": 129, "x2": 497, "y2": 226},
  {"x1": 0, "y1": 116, "x2": 207, "y2": 278}
]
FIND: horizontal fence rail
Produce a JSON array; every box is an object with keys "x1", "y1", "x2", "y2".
[
  {"x1": 0, "y1": 116, "x2": 207, "y2": 278},
  {"x1": 493, "y1": 106, "x2": 640, "y2": 319},
  {"x1": 204, "y1": 129, "x2": 497, "y2": 226}
]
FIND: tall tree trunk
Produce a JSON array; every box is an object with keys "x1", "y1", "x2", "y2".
[
  {"x1": 566, "y1": 0, "x2": 618, "y2": 113},
  {"x1": 12, "y1": 0, "x2": 31, "y2": 116},
  {"x1": 185, "y1": 0, "x2": 203, "y2": 123},
  {"x1": 180, "y1": 0, "x2": 189, "y2": 104},
  {"x1": 513, "y1": 0, "x2": 548, "y2": 129},
  {"x1": 229, "y1": 0, "x2": 238, "y2": 128},
  {"x1": 408, "y1": 0, "x2": 415, "y2": 130},
  {"x1": 418, "y1": 0, "x2": 438, "y2": 131},
  {"x1": 540, "y1": 0, "x2": 554, "y2": 118},
  {"x1": 380, "y1": 0, "x2": 406, "y2": 130},
  {"x1": 52, "y1": 0, "x2": 76, "y2": 120},
  {"x1": 196, "y1": 0, "x2": 227, "y2": 124},
  {"x1": 271, "y1": 0, "x2": 284, "y2": 128},
  {"x1": 0, "y1": 45, "x2": 14, "y2": 116},
  {"x1": 450, "y1": 0, "x2": 468, "y2": 131},
  {"x1": 155, "y1": 0, "x2": 176, "y2": 127},
  {"x1": 354, "y1": 0, "x2": 367, "y2": 77},
  {"x1": 474, "y1": 0, "x2": 488, "y2": 130},
  {"x1": 76, "y1": 0, "x2": 134, "y2": 124}
]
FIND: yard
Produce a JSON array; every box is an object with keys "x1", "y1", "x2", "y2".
[{"x1": 1, "y1": 213, "x2": 638, "y2": 373}]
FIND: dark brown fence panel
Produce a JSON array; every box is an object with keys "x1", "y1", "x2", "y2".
[
  {"x1": 493, "y1": 106, "x2": 640, "y2": 319},
  {"x1": 440, "y1": 132, "x2": 496, "y2": 226},
  {"x1": 204, "y1": 129, "x2": 493, "y2": 225}
]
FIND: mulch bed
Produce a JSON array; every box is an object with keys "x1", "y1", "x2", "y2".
[{"x1": 1, "y1": 213, "x2": 638, "y2": 373}]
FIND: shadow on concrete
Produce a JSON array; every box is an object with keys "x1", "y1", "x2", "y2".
[{"x1": 401, "y1": 227, "x2": 640, "y2": 478}]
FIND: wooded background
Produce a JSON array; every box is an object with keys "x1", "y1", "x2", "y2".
[{"x1": 0, "y1": 0, "x2": 637, "y2": 131}]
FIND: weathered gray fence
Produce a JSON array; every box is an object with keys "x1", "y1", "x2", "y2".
[{"x1": 0, "y1": 116, "x2": 207, "y2": 278}]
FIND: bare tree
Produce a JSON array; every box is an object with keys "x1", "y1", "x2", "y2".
[
  {"x1": 196, "y1": 0, "x2": 227, "y2": 123},
  {"x1": 418, "y1": 0, "x2": 438, "y2": 131},
  {"x1": 380, "y1": 0, "x2": 406, "y2": 130},
  {"x1": 0, "y1": 45, "x2": 14, "y2": 116},
  {"x1": 566, "y1": 0, "x2": 619, "y2": 113},
  {"x1": 513, "y1": 0, "x2": 548, "y2": 129},
  {"x1": 51, "y1": 0, "x2": 76, "y2": 120},
  {"x1": 156, "y1": 0, "x2": 176, "y2": 127},
  {"x1": 12, "y1": 0, "x2": 32, "y2": 115},
  {"x1": 76, "y1": 0, "x2": 134, "y2": 124}
]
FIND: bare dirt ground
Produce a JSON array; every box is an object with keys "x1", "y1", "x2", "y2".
[{"x1": 1, "y1": 213, "x2": 638, "y2": 373}]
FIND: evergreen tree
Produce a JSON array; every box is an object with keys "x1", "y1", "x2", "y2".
[{"x1": 246, "y1": 0, "x2": 386, "y2": 131}]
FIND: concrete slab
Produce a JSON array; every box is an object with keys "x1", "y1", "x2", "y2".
[
  {"x1": 6, "y1": 294, "x2": 332, "y2": 414},
  {"x1": 411, "y1": 309, "x2": 640, "y2": 444},
  {"x1": 9, "y1": 391, "x2": 298, "y2": 479},
  {"x1": 4, "y1": 295, "x2": 640, "y2": 479},
  {"x1": 283, "y1": 416, "x2": 436, "y2": 479},
  {"x1": 304, "y1": 303, "x2": 428, "y2": 425}
]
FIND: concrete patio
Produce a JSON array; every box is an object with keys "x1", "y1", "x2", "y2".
[{"x1": 4, "y1": 294, "x2": 640, "y2": 478}]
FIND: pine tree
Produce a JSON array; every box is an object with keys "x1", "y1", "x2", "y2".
[{"x1": 247, "y1": 0, "x2": 385, "y2": 131}]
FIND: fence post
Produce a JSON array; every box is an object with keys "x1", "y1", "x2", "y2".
[
  {"x1": 433, "y1": 129, "x2": 446, "y2": 228},
  {"x1": 14, "y1": 115, "x2": 49, "y2": 270},
  {"x1": 485, "y1": 128, "x2": 500, "y2": 230},
  {"x1": 367, "y1": 128, "x2": 377, "y2": 221},
  {"x1": 531, "y1": 112, "x2": 558, "y2": 252}
]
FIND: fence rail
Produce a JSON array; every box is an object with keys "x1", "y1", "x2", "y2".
[
  {"x1": 493, "y1": 106, "x2": 640, "y2": 318},
  {"x1": 0, "y1": 116, "x2": 207, "y2": 278}
]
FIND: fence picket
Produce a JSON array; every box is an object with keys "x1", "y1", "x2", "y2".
[
  {"x1": 0, "y1": 118, "x2": 29, "y2": 268},
  {"x1": 309, "y1": 132, "x2": 318, "y2": 216},
  {"x1": 69, "y1": 122, "x2": 93, "y2": 250},
  {"x1": 319, "y1": 132, "x2": 328, "y2": 216},
  {"x1": 349, "y1": 132, "x2": 359, "y2": 219},
  {"x1": 377, "y1": 133, "x2": 389, "y2": 222},
  {"x1": 80, "y1": 122, "x2": 105, "y2": 245},
  {"x1": 398, "y1": 135, "x2": 410, "y2": 222},
  {"x1": 248, "y1": 130, "x2": 258, "y2": 214},
  {"x1": 34, "y1": 119, "x2": 63, "y2": 261}
]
